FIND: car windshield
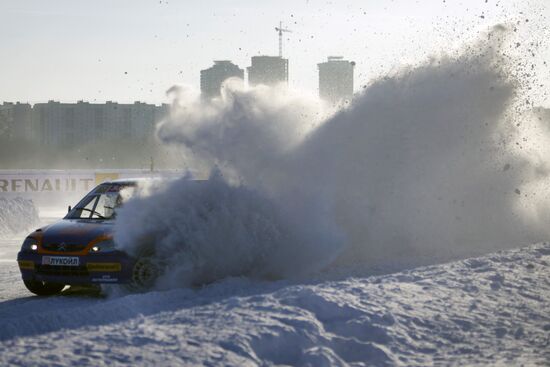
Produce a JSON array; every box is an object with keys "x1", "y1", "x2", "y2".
[{"x1": 66, "y1": 183, "x2": 135, "y2": 220}]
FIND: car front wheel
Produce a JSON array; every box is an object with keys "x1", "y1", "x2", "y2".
[
  {"x1": 126, "y1": 247, "x2": 163, "y2": 292},
  {"x1": 23, "y1": 279, "x2": 65, "y2": 296}
]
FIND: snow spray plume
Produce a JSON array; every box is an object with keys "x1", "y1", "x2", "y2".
[
  {"x1": 159, "y1": 80, "x2": 329, "y2": 182},
  {"x1": 115, "y1": 24, "x2": 550, "y2": 287},
  {"x1": 114, "y1": 170, "x2": 345, "y2": 288}
]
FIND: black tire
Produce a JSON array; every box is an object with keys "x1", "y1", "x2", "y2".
[
  {"x1": 125, "y1": 246, "x2": 163, "y2": 292},
  {"x1": 23, "y1": 279, "x2": 65, "y2": 296}
]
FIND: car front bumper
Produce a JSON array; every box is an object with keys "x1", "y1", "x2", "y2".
[{"x1": 17, "y1": 250, "x2": 135, "y2": 285}]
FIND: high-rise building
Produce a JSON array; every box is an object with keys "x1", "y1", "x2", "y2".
[
  {"x1": 0, "y1": 102, "x2": 33, "y2": 141},
  {"x1": 317, "y1": 56, "x2": 355, "y2": 104},
  {"x1": 247, "y1": 56, "x2": 288, "y2": 87},
  {"x1": 200, "y1": 60, "x2": 244, "y2": 99}
]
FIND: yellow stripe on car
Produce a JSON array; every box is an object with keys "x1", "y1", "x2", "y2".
[
  {"x1": 86, "y1": 263, "x2": 122, "y2": 272},
  {"x1": 18, "y1": 260, "x2": 34, "y2": 270}
]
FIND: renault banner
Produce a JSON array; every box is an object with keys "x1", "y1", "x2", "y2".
[{"x1": 0, "y1": 169, "x2": 185, "y2": 206}]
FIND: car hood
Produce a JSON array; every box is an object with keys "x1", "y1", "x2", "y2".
[{"x1": 39, "y1": 219, "x2": 114, "y2": 246}]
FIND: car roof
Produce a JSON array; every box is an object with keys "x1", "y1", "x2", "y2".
[
  {"x1": 100, "y1": 178, "x2": 153, "y2": 185},
  {"x1": 100, "y1": 177, "x2": 205, "y2": 185}
]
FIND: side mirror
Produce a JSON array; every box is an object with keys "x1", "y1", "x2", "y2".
[{"x1": 68, "y1": 205, "x2": 72, "y2": 213}]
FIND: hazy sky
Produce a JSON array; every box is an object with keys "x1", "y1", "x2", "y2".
[{"x1": 1, "y1": 0, "x2": 548, "y2": 105}]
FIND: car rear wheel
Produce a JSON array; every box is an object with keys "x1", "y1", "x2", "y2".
[{"x1": 23, "y1": 279, "x2": 65, "y2": 296}]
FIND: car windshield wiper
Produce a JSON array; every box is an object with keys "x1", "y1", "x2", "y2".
[{"x1": 79, "y1": 208, "x2": 106, "y2": 219}]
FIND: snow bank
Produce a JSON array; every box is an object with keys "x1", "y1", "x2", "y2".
[
  {"x1": 0, "y1": 243, "x2": 548, "y2": 365},
  {"x1": 0, "y1": 197, "x2": 39, "y2": 237}
]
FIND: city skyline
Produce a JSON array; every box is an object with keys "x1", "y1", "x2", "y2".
[
  {"x1": 3, "y1": 53, "x2": 347, "y2": 105},
  {"x1": 1, "y1": 0, "x2": 547, "y2": 106}
]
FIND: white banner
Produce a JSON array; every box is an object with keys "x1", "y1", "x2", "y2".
[
  {"x1": 0, "y1": 173, "x2": 95, "y2": 193},
  {"x1": 0, "y1": 170, "x2": 186, "y2": 204}
]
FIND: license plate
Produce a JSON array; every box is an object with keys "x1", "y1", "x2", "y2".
[{"x1": 42, "y1": 256, "x2": 80, "y2": 266}]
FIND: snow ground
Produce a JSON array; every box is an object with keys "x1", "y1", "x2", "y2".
[{"x1": 1, "y1": 232, "x2": 549, "y2": 366}]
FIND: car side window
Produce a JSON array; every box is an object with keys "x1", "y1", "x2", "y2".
[{"x1": 95, "y1": 193, "x2": 117, "y2": 219}]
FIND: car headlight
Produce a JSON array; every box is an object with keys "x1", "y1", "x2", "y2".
[
  {"x1": 21, "y1": 237, "x2": 38, "y2": 252},
  {"x1": 90, "y1": 239, "x2": 117, "y2": 253}
]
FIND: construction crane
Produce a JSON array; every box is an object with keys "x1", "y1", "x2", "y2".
[{"x1": 275, "y1": 21, "x2": 291, "y2": 57}]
